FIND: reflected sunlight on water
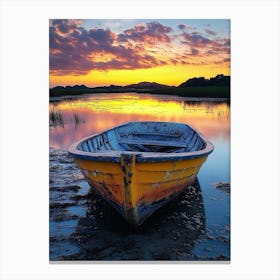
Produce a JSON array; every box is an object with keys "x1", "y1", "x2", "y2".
[
  {"x1": 49, "y1": 93, "x2": 230, "y2": 260},
  {"x1": 49, "y1": 93, "x2": 229, "y2": 149}
]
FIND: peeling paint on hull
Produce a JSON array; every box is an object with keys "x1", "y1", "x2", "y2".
[{"x1": 69, "y1": 121, "x2": 214, "y2": 226}]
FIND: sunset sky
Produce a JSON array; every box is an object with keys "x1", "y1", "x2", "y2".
[{"x1": 49, "y1": 19, "x2": 230, "y2": 88}]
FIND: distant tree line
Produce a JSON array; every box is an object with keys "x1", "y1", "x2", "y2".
[
  {"x1": 50, "y1": 74, "x2": 230, "y2": 98},
  {"x1": 179, "y1": 74, "x2": 230, "y2": 88}
]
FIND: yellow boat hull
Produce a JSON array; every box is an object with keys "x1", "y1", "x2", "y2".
[
  {"x1": 69, "y1": 121, "x2": 214, "y2": 226},
  {"x1": 74, "y1": 154, "x2": 207, "y2": 226}
]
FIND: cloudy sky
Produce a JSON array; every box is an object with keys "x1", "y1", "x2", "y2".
[{"x1": 49, "y1": 19, "x2": 230, "y2": 87}]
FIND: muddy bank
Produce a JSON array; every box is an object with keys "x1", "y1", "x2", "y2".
[{"x1": 49, "y1": 148, "x2": 230, "y2": 261}]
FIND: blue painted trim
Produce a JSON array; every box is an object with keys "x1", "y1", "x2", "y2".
[
  {"x1": 68, "y1": 121, "x2": 214, "y2": 163},
  {"x1": 68, "y1": 150, "x2": 213, "y2": 163}
]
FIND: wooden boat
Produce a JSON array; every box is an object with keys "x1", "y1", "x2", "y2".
[{"x1": 69, "y1": 121, "x2": 214, "y2": 226}]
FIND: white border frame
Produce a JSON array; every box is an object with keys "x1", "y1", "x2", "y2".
[{"x1": 1, "y1": 0, "x2": 279, "y2": 279}]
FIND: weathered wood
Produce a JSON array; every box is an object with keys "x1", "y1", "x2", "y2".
[
  {"x1": 68, "y1": 120, "x2": 215, "y2": 226},
  {"x1": 86, "y1": 140, "x2": 92, "y2": 152},
  {"x1": 119, "y1": 139, "x2": 187, "y2": 148},
  {"x1": 131, "y1": 131, "x2": 182, "y2": 138},
  {"x1": 69, "y1": 121, "x2": 214, "y2": 163}
]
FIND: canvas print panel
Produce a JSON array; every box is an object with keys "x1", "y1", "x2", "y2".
[{"x1": 49, "y1": 19, "x2": 230, "y2": 261}]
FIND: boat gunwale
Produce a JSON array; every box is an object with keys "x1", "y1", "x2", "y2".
[{"x1": 68, "y1": 121, "x2": 214, "y2": 163}]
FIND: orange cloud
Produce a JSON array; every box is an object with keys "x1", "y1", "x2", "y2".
[
  {"x1": 49, "y1": 20, "x2": 230, "y2": 82},
  {"x1": 50, "y1": 20, "x2": 168, "y2": 75}
]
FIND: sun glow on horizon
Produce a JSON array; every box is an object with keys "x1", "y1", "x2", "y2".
[
  {"x1": 50, "y1": 65, "x2": 230, "y2": 88},
  {"x1": 50, "y1": 93, "x2": 230, "y2": 118},
  {"x1": 49, "y1": 19, "x2": 230, "y2": 88}
]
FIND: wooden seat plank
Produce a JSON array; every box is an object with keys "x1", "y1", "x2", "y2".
[{"x1": 119, "y1": 139, "x2": 187, "y2": 148}]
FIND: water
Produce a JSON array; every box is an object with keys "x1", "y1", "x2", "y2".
[{"x1": 49, "y1": 93, "x2": 230, "y2": 261}]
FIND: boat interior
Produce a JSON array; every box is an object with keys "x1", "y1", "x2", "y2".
[{"x1": 77, "y1": 122, "x2": 206, "y2": 154}]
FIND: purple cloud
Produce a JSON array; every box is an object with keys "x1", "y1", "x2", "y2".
[
  {"x1": 181, "y1": 32, "x2": 212, "y2": 47},
  {"x1": 178, "y1": 24, "x2": 187, "y2": 30},
  {"x1": 205, "y1": 29, "x2": 217, "y2": 36},
  {"x1": 120, "y1": 21, "x2": 172, "y2": 44},
  {"x1": 49, "y1": 20, "x2": 167, "y2": 75},
  {"x1": 191, "y1": 48, "x2": 199, "y2": 55},
  {"x1": 50, "y1": 19, "x2": 83, "y2": 34},
  {"x1": 179, "y1": 30, "x2": 230, "y2": 62},
  {"x1": 49, "y1": 20, "x2": 230, "y2": 75},
  {"x1": 178, "y1": 24, "x2": 194, "y2": 31}
]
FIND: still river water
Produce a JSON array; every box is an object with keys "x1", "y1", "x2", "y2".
[{"x1": 49, "y1": 93, "x2": 230, "y2": 261}]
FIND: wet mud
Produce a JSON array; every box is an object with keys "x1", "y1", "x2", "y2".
[
  {"x1": 49, "y1": 148, "x2": 230, "y2": 261},
  {"x1": 214, "y1": 182, "x2": 230, "y2": 193}
]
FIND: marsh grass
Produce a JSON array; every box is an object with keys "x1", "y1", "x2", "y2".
[
  {"x1": 73, "y1": 112, "x2": 85, "y2": 128},
  {"x1": 74, "y1": 113, "x2": 83, "y2": 124},
  {"x1": 49, "y1": 110, "x2": 64, "y2": 127},
  {"x1": 49, "y1": 110, "x2": 85, "y2": 127}
]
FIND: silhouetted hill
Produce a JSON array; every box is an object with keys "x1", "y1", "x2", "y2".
[
  {"x1": 50, "y1": 74, "x2": 230, "y2": 98},
  {"x1": 124, "y1": 82, "x2": 171, "y2": 89},
  {"x1": 179, "y1": 74, "x2": 230, "y2": 87}
]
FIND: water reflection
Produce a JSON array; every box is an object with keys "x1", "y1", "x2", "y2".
[
  {"x1": 49, "y1": 93, "x2": 230, "y2": 260},
  {"x1": 49, "y1": 93, "x2": 230, "y2": 149},
  {"x1": 69, "y1": 180, "x2": 205, "y2": 261}
]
